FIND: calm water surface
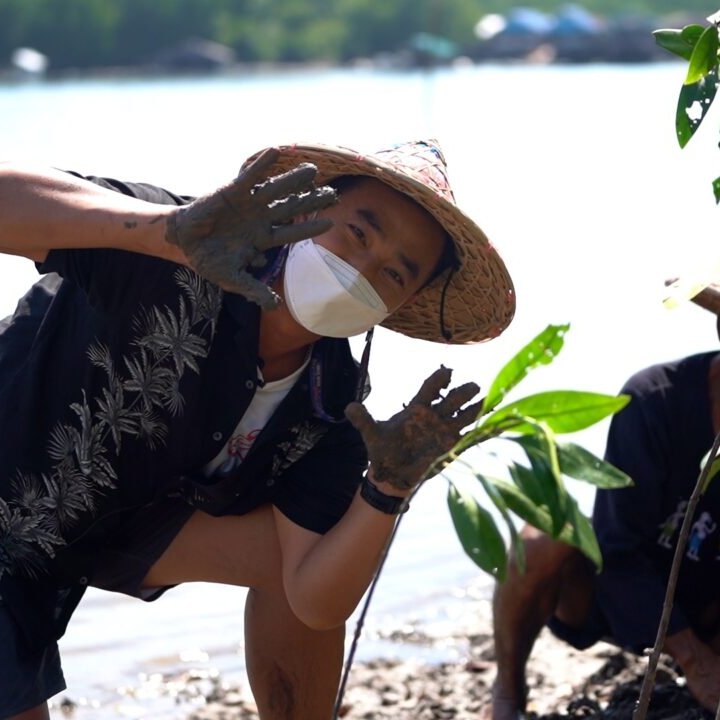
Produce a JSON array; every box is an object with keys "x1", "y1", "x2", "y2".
[{"x1": 2, "y1": 62, "x2": 719, "y2": 718}]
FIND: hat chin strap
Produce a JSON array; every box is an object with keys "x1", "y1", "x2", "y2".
[
  {"x1": 355, "y1": 327, "x2": 374, "y2": 402},
  {"x1": 439, "y1": 262, "x2": 459, "y2": 342}
]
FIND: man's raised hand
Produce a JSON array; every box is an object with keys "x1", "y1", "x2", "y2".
[
  {"x1": 345, "y1": 366, "x2": 483, "y2": 491},
  {"x1": 165, "y1": 147, "x2": 337, "y2": 307}
]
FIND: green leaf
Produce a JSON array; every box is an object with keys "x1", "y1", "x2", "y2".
[
  {"x1": 513, "y1": 429, "x2": 569, "y2": 535},
  {"x1": 699, "y1": 445, "x2": 720, "y2": 492},
  {"x1": 447, "y1": 483, "x2": 507, "y2": 580},
  {"x1": 485, "y1": 476, "x2": 602, "y2": 570},
  {"x1": 676, "y1": 67, "x2": 719, "y2": 148},
  {"x1": 482, "y1": 324, "x2": 569, "y2": 414},
  {"x1": 562, "y1": 495, "x2": 602, "y2": 571},
  {"x1": 476, "y1": 472, "x2": 526, "y2": 574},
  {"x1": 515, "y1": 436, "x2": 633, "y2": 489},
  {"x1": 509, "y1": 459, "x2": 569, "y2": 536},
  {"x1": 653, "y1": 26, "x2": 702, "y2": 61},
  {"x1": 485, "y1": 475, "x2": 557, "y2": 536},
  {"x1": 506, "y1": 457, "x2": 554, "y2": 507},
  {"x1": 713, "y1": 175, "x2": 720, "y2": 204},
  {"x1": 480, "y1": 391, "x2": 630, "y2": 435},
  {"x1": 685, "y1": 25, "x2": 720, "y2": 85}
]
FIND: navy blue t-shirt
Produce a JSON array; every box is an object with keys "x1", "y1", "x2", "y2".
[{"x1": 594, "y1": 352, "x2": 720, "y2": 650}]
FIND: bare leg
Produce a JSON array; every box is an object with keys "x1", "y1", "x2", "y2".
[
  {"x1": 9, "y1": 704, "x2": 50, "y2": 720},
  {"x1": 144, "y1": 506, "x2": 345, "y2": 719},
  {"x1": 245, "y1": 587, "x2": 344, "y2": 719},
  {"x1": 490, "y1": 525, "x2": 593, "y2": 720}
]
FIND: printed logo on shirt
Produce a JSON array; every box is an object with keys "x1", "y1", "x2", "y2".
[
  {"x1": 215, "y1": 428, "x2": 262, "y2": 476},
  {"x1": 657, "y1": 500, "x2": 688, "y2": 550},
  {"x1": 687, "y1": 511, "x2": 717, "y2": 561}
]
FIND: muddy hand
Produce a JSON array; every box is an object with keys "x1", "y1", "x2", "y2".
[
  {"x1": 345, "y1": 366, "x2": 482, "y2": 491},
  {"x1": 165, "y1": 147, "x2": 337, "y2": 308}
]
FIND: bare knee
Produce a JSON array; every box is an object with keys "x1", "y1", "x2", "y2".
[
  {"x1": 496, "y1": 525, "x2": 592, "y2": 626},
  {"x1": 245, "y1": 587, "x2": 344, "y2": 719},
  {"x1": 509, "y1": 525, "x2": 579, "y2": 581}
]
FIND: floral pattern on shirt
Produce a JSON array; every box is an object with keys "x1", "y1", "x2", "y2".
[
  {"x1": 0, "y1": 268, "x2": 222, "y2": 581},
  {"x1": 271, "y1": 420, "x2": 328, "y2": 477}
]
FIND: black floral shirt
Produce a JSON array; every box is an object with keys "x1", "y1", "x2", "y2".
[{"x1": 0, "y1": 173, "x2": 367, "y2": 654}]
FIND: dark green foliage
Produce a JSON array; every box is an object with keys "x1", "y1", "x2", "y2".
[
  {"x1": 654, "y1": 11, "x2": 720, "y2": 198},
  {"x1": 445, "y1": 324, "x2": 631, "y2": 580},
  {"x1": 0, "y1": 0, "x2": 711, "y2": 70}
]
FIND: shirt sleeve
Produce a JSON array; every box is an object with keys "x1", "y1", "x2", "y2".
[
  {"x1": 59, "y1": 170, "x2": 195, "y2": 205},
  {"x1": 272, "y1": 421, "x2": 367, "y2": 535},
  {"x1": 36, "y1": 171, "x2": 195, "y2": 316},
  {"x1": 593, "y1": 369, "x2": 690, "y2": 651}
]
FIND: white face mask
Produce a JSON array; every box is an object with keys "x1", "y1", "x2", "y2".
[{"x1": 283, "y1": 239, "x2": 389, "y2": 338}]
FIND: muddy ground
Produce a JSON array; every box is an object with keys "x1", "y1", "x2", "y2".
[{"x1": 184, "y1": 602, "x2": 711, "y2": 720}]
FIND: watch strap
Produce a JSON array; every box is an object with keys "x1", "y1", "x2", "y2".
[{"x1": 360, "y1": 476, "x2": 409, "y2": 515}]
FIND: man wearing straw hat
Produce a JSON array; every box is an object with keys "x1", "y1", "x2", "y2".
[
  {"x1": 0, "y1": 140, "x2": 514, "y2": 719},
  {"x1": 489, "y1": 283, "x2": 720, "y2": 719}
]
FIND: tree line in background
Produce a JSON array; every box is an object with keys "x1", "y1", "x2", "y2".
[{"x1": 0, "y1": 0, "x2": 711, "y2": 70}]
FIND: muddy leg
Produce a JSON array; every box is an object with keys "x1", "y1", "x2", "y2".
[
  {"x1": 490, "y1": 525, "x2": 591, "y2": 720},
  {"x1": 245, "y1": 587, "x2": 344, "y2": 719}
]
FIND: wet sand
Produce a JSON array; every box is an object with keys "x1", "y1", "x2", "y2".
[{"x1": 177, "y1": 599, "x2": 707, "y2": 720}]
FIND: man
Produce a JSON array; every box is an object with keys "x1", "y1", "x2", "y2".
[
  {"x1": 0, "y1": 139, "x2": 515, "y2": 719},
  {"x1": 489, "y1": 283, "x2": 720, "y2": 719}
]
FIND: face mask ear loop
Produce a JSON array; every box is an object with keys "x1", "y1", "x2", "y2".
[
  {"x1": 439, "y1": 262, "x2": 459, "y2": 342},
  {"x1": 355, "y1": 327, "x2": 374, "y2": 402}
]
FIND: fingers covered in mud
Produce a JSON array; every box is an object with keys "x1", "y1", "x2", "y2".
[{"x1": 348, "y1": 366, "x2": 483, "y2": 491}]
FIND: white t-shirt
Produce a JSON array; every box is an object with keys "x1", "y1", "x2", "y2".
[{"x1": 204, "y1": 356, "x2": 310, "y2": 478}]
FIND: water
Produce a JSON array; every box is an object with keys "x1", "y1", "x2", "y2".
[{"x1": 2, "y1": 62, "x2": 720, "y2": 718}]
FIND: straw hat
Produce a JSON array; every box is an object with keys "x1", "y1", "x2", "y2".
[{"x1": 246, "y1": 139, "x2": 516, "y2": 344}]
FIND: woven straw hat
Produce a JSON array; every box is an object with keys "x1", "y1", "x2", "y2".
[{"x1": 247, "y1": 139, "x2": 516, "y2": 344}]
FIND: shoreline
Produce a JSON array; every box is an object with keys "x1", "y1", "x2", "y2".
[
  {"x1": 68, "y1": 595, "x2": 701, "y2": 720},
  {"x1": 48, "y1": 587, "x2": 707, "y2": 719}
]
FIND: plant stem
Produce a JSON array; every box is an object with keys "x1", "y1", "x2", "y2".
[
  {"x1": 633, "y1": 429, "x2": 720, "y2": 720},
  {"x1": 332, "y1": 483, "x2": 422, "y2": 719}
]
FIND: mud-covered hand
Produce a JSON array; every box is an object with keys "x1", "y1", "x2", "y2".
[
  {"x1": 165, "y1": 147, "x2": 337, "y2": 308},
  {"x1": 345, "y1": 366, "x2": 482, "y2": 491}
]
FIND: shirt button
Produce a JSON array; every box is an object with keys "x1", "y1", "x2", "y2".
[
  {"x1": 245, "y1": 379, "x2": 255, "y2": 390},
  {"x1": 212, "y1": 431, "x2": 223, "y2": 442},
  {"x1": 266, "y1": 478, "x2": 275, "y2": 487},
  {"x1": 79, "y1": 576, "x2": 88, "y2": 586}
]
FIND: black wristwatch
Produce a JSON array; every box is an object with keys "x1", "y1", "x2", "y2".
[{"x1": 360, "y1": 475, "x2": 410, "y2": 515}]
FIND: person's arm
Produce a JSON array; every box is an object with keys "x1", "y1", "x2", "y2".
[
  {"x1": 0, "y1": 163, "x2": 183, "y2": 264},
  {"x1": 273, "y1": 478, "x2": 407, "y2": 629},
  {"x1": 272, "y1": 366, "x2": 480, "y2": 630},
  {"x1": 664, "y1": 628, "x2": 720, "y2": 711},
  {"x1": 0, "y1": 150, "x2": 337, "y2": 307}
]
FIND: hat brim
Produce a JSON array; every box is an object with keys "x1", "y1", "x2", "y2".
[{"x1": 247, "y1": 143, "x2": 516, "y2": 344}]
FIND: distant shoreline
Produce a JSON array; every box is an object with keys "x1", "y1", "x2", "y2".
[{"x1": 0, "y1": 49, "x2": 683, "y2": 87}]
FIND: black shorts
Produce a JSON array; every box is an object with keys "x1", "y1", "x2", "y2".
[
  {"x1": 90, "y1": 497, "x2": 196, "y2": 598},
  {"x1": 0, "y1": 600, "x2": 66, "y2": 716},
  {"x1": 0, "y1": 497, "x2": 196, "y2": 715},
  {"x1": 546, "y1": 597, "x2": 613, "y2": 651}
]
